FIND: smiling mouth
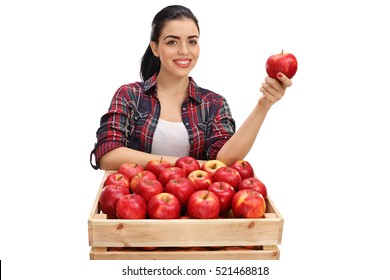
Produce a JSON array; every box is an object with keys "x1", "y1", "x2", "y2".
[{"x1": 174, "y1": 59, "x2": 191, "y2": 68}]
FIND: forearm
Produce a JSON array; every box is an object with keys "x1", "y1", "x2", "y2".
[
  {"x1": 217, "y1": 100, "x2": 271, "y2": 165},
  {"x1": 99, "y1": 147, "x2": 180, "y2": 170}
]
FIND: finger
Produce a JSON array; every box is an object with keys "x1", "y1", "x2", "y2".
[
  {"x1": 262, "y1": 90, "x2": 278, "y2": 104},
  {"x1": 260, "y1": 84, "x2": 279, "y2": 102},
  {"x1": 264, "y1": 77, "x2": 284, "y2": 93},
  {"x1": 261, "y1": 81, "x2": 284, "y2": 100},
  {"x1": 276, "y1": 72, "x2": 292, "y2": 88}
]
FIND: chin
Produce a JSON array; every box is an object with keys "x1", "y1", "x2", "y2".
[
  {"x1": 163, "y1": 64, "x2": 197, "y2": 78},
  {"x1": 175, "y1": 68, "x2": 195, "y2": 78}
]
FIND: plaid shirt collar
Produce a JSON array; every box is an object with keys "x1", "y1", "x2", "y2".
[{"x1": 143, "y1": 73, "x2": 202, "y2": 103}]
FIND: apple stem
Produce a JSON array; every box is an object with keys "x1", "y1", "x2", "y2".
[{"x1": 281, "y1": 50, "x2": 284, "y2": 55}]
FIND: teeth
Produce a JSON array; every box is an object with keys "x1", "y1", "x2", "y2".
[{"x1": 175, "y1": 60, "x2": 190, "y2": 65}]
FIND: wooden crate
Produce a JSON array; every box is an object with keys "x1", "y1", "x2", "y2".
[{"x1": 88, "y1": 171, "x2": 284, "y2": 260}]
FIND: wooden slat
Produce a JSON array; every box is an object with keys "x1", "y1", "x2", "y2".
[
  {"x1": 90, "y1": 246, "x2": 280, "y2": 260},
  {"x1": 90, "y1": 216, "x2": 282, "y2": 247}
]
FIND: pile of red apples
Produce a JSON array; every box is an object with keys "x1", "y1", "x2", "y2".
[{"x1": 99, "y1": 157, "x2": 268, "y2": 220}]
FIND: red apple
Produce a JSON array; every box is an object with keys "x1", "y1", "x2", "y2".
[
  {"x1": 207, "y1": 182, "x2": 236, "y2": 215},
  {"x1": 231, "y1": 189, "x2": 266, "y2": 218},
  {"x1": 187, "y1": 190, "x2": 220, "y2": 219},
  {"x1": 134, "y1": 178, "x2": 163, "y2": 204},
  {"x1": 175, "y1": 156, "x2": 201, "y2": 177},
  {"x1": 145, "y1": 157, "x2": 172, "y2": 178},
  {"x1": 116, "y1": 193, "x2": 147, "y2": 219},
  {"x1": 213, "y1": 166, "x2": 242, "y2": 191},
  {"x1": 165, "y1": 177, "x2": 197, "y2": 212},
  {"x1": 147, "y1": 193, "x2": 181, "y2": 219},
  {"x1": 158, "y1": 167, "x2": 185, "y2": 187},
  {"x1": 139, "y1": 246, "x2": 158, "y2": 251},
  {"x1": 187, "y1": 169, "x2": 213, "y2": 190},
  {"x1": 202, "y1": 159, "x2": 226, "y2": 176},
  {"x1": 230, "y1": 160, "x2": 254, "y2": 180},
  {"x1": 266, "y1": 50, "x2": 298, "y2": 79},
  {"x1": 104, "y1": 172, "x2": 130, "y2": 190},
  {"x1": 118, "y1": 163, "x2": 144, "y2": 181},
  {"x1": 99, "y1": 185, "x2": 130, "y2": 219},
  {"x1": 130, "y1": 170, "x2": 157, "y2": 193},
  {"x1": 238, "y1": 177, "x2": 267, "y2": 199},
  {"x1": 185, "y1": 247, "x2": 208, "y2": 251}
]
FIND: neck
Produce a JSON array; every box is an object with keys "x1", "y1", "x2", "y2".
[{"x1": 156, "y1": 72, "x2": 189, "y2": 96}]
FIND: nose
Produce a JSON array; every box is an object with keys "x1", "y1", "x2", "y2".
[{"x1": 178, "y1": 42, "x2": 189, "y2": 55}]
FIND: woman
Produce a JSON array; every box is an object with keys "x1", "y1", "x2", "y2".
[{"x1": 90, "y1": 5, "x2": 292, "y2": 170}]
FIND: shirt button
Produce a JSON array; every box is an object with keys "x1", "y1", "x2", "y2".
[
  {"x1": 182, "y1": 107, "x2": 186, "y2": 111},
  {"x1": 185, "y1": 122, "x2": 189, "y2": 126}
]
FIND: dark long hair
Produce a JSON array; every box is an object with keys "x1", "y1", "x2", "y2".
[{"x1": 140, "y1": 5, "x2": 200, "y2": 81}]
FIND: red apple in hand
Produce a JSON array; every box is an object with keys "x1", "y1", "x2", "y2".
[
  {"x1": 230, "y1": 160, "x2": 254, "y2": 180},
  {"x1": 118, "y1": 163, "x2": 144, "y2": 181},
  {"x1": 213, "y1": 167, "x2": 242, "y2": 190},
  {"x1": 238, "y1": 177, "x2": 267, "y2": 199},
  {"x1": 134, "y1": 178, "x2": 163, "y2": 204},
  {"x1": 266, "y1": 50, "x2": 298, "y2": 79},
  {"x1": 147, "y1": 193, "x2": 181, "y2": 219},
  {"x1": 231, "y1": 189, "x2": 266, "y2": 218},
  {"x1": 188, "y1": 190, "x2": 220, "y2": 219},
  {"x1": 165, "y1": 177, "x2": 197, "y2": 212},
  {"x1": 187, "y1": 169, "x2": 213, "y2": 190},
  {"x1": 116, "y1": 193, "x2": 147, "y2": 219},
  {"x1": 104, "y1": 172, "x2": 130, "y2": 190},
  {"x1": 158, "y1": 167, "x2": 185, "y2": 187},
  {"x1": 202, "y1": 160, "x2": 226, "y2": 176},
  {"x1": 208, "y1": 182, "x2": 235, "y2": 215},
  {"x1": 175, "y1": 156, "x2": 201, "y2": 177},
  {"x1": 145, "y1": 157, "x2": 172, "y2": 178},
  {"x1": 99, "y1": 185, "x2": 130, "y2": 219},
  {"x1": 130, "y1": 171, "x2": 157, "y2": 193}
]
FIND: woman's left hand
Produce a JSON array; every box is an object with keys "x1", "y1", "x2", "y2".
[{"x1": 259, "y1": 72, "x2": 292, "y2": 108}]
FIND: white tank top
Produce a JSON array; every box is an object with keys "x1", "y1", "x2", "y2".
[{"x1": 151, "y1": 119, "x2": 190, "y2": 157}]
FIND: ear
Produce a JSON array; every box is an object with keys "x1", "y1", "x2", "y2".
[{"x1": 150, "y1": 41, "x2": 159, "y2": 57}]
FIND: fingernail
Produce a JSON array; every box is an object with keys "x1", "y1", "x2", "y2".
[{"x1": 277, "y1": 73, "x2": 283, "y2": 79}]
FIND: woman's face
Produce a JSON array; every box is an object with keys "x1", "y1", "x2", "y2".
[{"x1": 151, "y1": 18, "x2": 200, "y2": 79}]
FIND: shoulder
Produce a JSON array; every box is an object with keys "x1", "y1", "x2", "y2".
[
  {"x1": 190, "y1": 80, "x2": 233, "y2": 118},
  {"x1": 189, "y1": 78, "x2": 228, "y2": 104},
  {"x1": 114, "y1": 74, "x2": 157, "y2": 99},
  {"x1": 115, "y1": 81, "x2": 144, "y2": 95},
  {"x1": 111, "y1": 81, "x2": 153, "y2": 106}
]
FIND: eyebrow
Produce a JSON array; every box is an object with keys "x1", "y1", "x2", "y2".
[{"x1": 163, "y1": 35, "x2": 199, "y2": 40}]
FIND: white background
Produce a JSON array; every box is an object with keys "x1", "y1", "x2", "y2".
[{"x1": 1, "y1": 0, "x2": 389, "y2": 279}]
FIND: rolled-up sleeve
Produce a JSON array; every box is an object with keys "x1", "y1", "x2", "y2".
[
  {"x1": 93, "y1": 86, "x2": 133, "y2": 166},
  {"x1": 205, "y1": 98, "x2": 235, "y2": 159}
]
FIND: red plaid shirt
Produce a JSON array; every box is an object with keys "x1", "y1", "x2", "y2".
[{"x1": 90, "y1": 74, "x2": 235, "y2": 169}]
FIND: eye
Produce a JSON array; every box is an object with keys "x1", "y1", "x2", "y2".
[
  {"x1": 166, "y1": 40, "x2": 177, "y2": 45},
  {"x1": 189, "y1": 39, "x2": 198, "y2": 45}
]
